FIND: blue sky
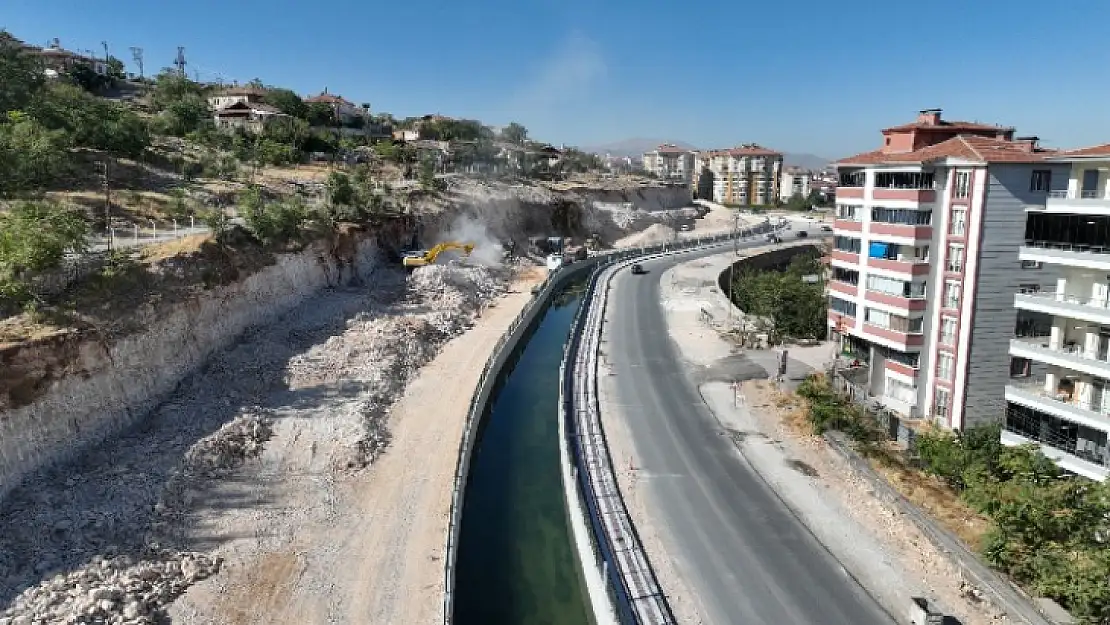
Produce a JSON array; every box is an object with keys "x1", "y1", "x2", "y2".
[{"x1": 5, "y1": 0, "x2": 1110, "y2": 157}]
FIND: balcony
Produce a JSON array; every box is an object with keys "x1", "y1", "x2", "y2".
[
  {"x1": 859, "y1": 323, "x2": 925, "y2": 349},
  {"x1": 1001, "y1": 429, "x2": 1109, "y2": 481},
  {"x1": 863, "y1": 290, "x2": 928, "y2": 311},
  {"x1": 1045, "y1": 189, "x2": 1110, "y2": 213},
  {"x1": 828, "y1": 280, "x2": 858, "y2": 298},
  {"x1": 869, "y1": 223, "x2": 933, "y2": 240},
  {"x1": 830, "y1": 249, "x2": 861, "y2": 265},
  {"x1": 833, "y1": 218, "x2": 863, "y2": 232},
  {"x1": 866, "y1": 256, "x2": 931, "y2": 276},
  {"x1": 1010, "y1": 335, "x2": 1110, "y2": 380},
  {"x1": 837, "y1": 187, "x2": 864, "y2": 199},
  {"x1": 885, "y1": 359, "x2": 919, "y2": 378},
  {"x1": 871, "y1": 188, "x2": 937, "y2": 203},
  {"x1": 1005, "y1": 378, "x2": 1110, "y2": 433},
  {"x1": 1014, "y1": 290, "x2": 1110, "y2": 326}
]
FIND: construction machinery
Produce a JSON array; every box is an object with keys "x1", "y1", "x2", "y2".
[{"x1": 401, "y1": 242, "x2": 475, "y2": 268}]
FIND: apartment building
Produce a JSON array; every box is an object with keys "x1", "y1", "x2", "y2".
[
  {"x1": 1004, "y1": 144, "x2": 1110, "y2": 480},
  {"x1": 642, "y1": 144, "x2": 696, "y2": 184},
  {"x1": 780, "y1": 167, "x2": 812, "y2": 201},
  {"x1": 694, "y1": 144, "x2": 783, "y2": 206},
  {"x1": 829, "y1": 109, "x2": 1064, "y2": 431}
]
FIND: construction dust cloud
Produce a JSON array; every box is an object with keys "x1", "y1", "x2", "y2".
[{"x1": 438, "y1": 215, "x2": 505, "y2": 266}]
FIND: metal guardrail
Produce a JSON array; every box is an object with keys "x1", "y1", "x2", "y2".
[
  {"x1": 442, "y1": 223, "x2": 778, "y2": 624},
  {"x1": 559, "y1": 227, "x2": 774, "y2": 625}
]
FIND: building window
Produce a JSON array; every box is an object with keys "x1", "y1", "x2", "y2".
[
  {"x1": 1010, "y1": 357, "x2": 1031, "y2": 377},
  {"x1": 954, "y1": 171, "x2": 971, "y2": 199},
  {"x1": 949, "y1": 207, "x2": 966, "y2": 236},
  {"x1": 871, "y1": 207, "x2": 932, "y2": 225},
  {"x1": 944, "y1": 281, "x2": 961, "y2": 309},
  {"x1": 885, "y1": 378, "x2": 917, "y2": 404},
  {"x1": 934, "y1": 387, "x2": 951, "y2": 421},
  {"x1": 834, "y1": 236, "x2": 862, "y2": 254},
  {"x1": 937, "y1": 352, "x2": 955, "y2": 381},
  {"x1": 1029, "y1": 170, "x2": 1051, "y2": 192},
  {"x1": 946, "y1": 244, "x2": 964, "y2": 273},
  {"x1": 828, "y1": 296, "x2": 857, "y2": 317},
  {"x1": 836, "y1": 204, "x2": 860, "y2": 220},
  {"x1": 940, "y1": 317, "x2": 957, "y2": 346},
  {"x1": 1021, "y1": 260, "x2": 1042, "y2": 270}
]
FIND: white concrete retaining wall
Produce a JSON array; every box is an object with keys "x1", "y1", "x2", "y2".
[{"x1": 0, "y1": 240, "x2": 380, "y2": 501}]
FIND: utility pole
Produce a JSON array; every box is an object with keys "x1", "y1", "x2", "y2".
[
  {"x1": 101, "y1": 41, "x2": 109, "y2": 62},
  {"x1": 130, "y1": 47, "x2": 144, "y2": 80},
  {"x1": 98, "y1": 160, "x2": 112, "y2": 254},
  {"x1": 174, "y1": 46, "x2": 187, "y2": 78}
]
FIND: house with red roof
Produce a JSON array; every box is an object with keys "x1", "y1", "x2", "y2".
[
  {"x1": 305, "y1": 89, "x2": 367, "y2": 125},
  {"x1": 828, "y1": 108, "x2": 1070, "y2": 439},
  {"x1": 692, "y1": 143, "x2": 784, "y2": 205}
]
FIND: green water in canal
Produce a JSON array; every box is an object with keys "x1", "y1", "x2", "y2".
[{"x1": 453, "y1": 283, "x2": 591, "y2": 625}]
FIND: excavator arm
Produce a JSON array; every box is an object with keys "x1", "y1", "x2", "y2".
[{"x1": 402, "y1": 242, "x2": 475, "y2": 267}]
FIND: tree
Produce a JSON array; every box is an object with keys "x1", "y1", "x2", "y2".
[
  {"x1": 106, "y1": 56, "x2": 126, "y2": 80},
  {"x1": 150, "y1": 70, "x2": 205, "y2": 110},
  {"x1": 0, "y1": 201, "x2": 89, "y2": 279},
  {"x1": 730, "y1": 252, "x2": 826, "y2": 341},
  {"x1": 157, "y1": 93, "x2": 211, "y2": 136},
  {"x1": 326, "y1": 171, "x2": 356, "y2": 207},
  {"x1": 500, "y1": 122, "x2": 528, "y2": 144},
  {"x1": 306, "y1": 102, "x2": 335, "y2": 127},
  {"x1": 30, "y1": 82, "x2": 149, "y2": 156},
  {"x1": 67, "y1": 61, "x2": 111, "y2": 93},
  {"x1": 0, "y1": 112, "x2": 71, "y2": 198},
  {"x1": 0, "y1": 31, "x2": 45, "y2": 113},
  {"x1": 785, "y1": 192, "x2": 810, "y2": 211},
  {"x1": 265, "y1": 88, "x2": 308, "y2": 119}
]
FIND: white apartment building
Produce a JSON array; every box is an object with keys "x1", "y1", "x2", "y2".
[
  {"x1": 780, "y1": 167, "x2": 812, "y2": 201},
  {"x1": 694, "y1": 144, "x2": 783, "y2": 206},
  {"x1": 1005, "y1": 144, "x2": 1110, "y2": 480},
  {"x1": 830, "y1": 109, "x2": 1064, "y2": 431},
  {"x1": 642, "y1": 144, "x2": 695, "y2": 184}
]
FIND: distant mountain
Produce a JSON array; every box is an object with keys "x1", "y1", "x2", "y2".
[
  {"x1": 580, "y1": 138, "x2": 698, "y2": 158},
  {"x1": 582, "y1": 137, "x2": 831, "y2": 171}
]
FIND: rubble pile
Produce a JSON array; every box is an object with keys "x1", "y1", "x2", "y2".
[
  {"x1": 592, "y1": 201, "x2": 656, "y2": 230},
  {"x1": 181, "y1": 410, "x2": 274, "y2": 474},
  {"x1": 0, "y1": 548, "x2": 220, "y2": 625},
  {"x1": 617, "y1": 223, "x2": 677, "y2": 248},
  {"x1": 286, "y1": 262, "x2": 511, "y2": 468}
]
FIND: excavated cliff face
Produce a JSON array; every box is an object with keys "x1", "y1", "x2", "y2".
[
  {"x1": 0, "y1": 180, "x2": 685, "y2": 500},
  {"x1": 0, "y1": 229, "x2": 381, "y2": 502}
]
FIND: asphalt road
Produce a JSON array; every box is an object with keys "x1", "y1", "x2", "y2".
[{"x1": 603, "y1": 240, "x2": 895, "y2": 625}]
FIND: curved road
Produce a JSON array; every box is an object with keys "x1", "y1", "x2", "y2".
[{"x1": 602, "y1": 240, "x2": 895, "y2": 625}]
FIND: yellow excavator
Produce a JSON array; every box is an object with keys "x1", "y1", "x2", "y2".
[{"x1": 401, "y1": 242, "x2": 476, "y2": 268}]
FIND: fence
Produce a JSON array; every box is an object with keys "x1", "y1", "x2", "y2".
[{"x1": 828, "y1": 365, "x2": 919, "y2": 451}]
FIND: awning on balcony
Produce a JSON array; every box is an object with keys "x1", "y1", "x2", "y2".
[{"x1": 869, "y1": 242, "x2": 891, "y2": 259}]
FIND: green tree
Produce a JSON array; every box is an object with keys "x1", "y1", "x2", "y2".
[
  {"x1": 0, "y1": 201, "x2": 89, "y2": 279},
  {"x1": 30, "y1": 82, "x2": 149, "y2": 156},
  {"x1": 105, "y1": 56, "x2": 126, "y2": 80},
  {"x1": 67, "y1": 61, "x2": 111, "y2": 93},
  {"x1": 306, "y1": 102, "x2": 335, "y2": 127},
  {"x1": 0, "y1": 31, "x2": 45, "y2": 113},
  {"x1": 785, "y1": 192, "x2": 810, "y2": 211},
  {"x1": 326, "y1": 171, "x2": 356, "y2": 207},
  {"x1": 156, "y1": 93, "x2": 211, "y2": 136},
  {"x1": 0, "y1": 112, "x2": 71, "y2": 198},
  {"x1": 150, "y1": 70, "x2": 205, "y2": 110},
  {"x1": 500, "y1": 122, "x2": 528, "y2": 144},
  {"x1": 264, "y1": 88, "x2": 308, "y2": 119}
]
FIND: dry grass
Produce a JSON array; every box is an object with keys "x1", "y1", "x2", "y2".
[
  {"x1": 765, "y1": 381, "x2": 993, "y2": 551},
  {"x1": 140, "y1": 233, "x2": 213, "y2": 262},
  {"x1": 869, "y1": 455, "x2": 991, "y2": 550}
]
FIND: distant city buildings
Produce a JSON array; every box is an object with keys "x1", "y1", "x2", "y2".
[
  {"x1": 17, "y1": 38, "x2": 107, "y2": 77},
  {"x1": 642, "y1": 144, "x2": 697, "y2": 184},
  {"x1": 779, "y1": 166, "x2": 812, "y2": 201},
  {"x1": 693, "y1": 144, "x2": 783, "y2": 206}
]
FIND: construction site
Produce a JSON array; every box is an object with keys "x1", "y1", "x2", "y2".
[{"x1": 0, "y1": 176, "x2": 716, "y2": 624}]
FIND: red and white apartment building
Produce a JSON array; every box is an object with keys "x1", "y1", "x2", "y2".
[{"x1": 829, "y1": 109, "x2": 1067, "y2": 431}]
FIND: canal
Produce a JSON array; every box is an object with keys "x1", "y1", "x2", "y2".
[{"x1": 453, "y1": 282, "x2": 591, "y2": 625}]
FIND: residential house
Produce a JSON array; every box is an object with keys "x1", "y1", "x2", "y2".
[
  {"x1": 642, "y1": 144, "x2": 696, "y2": 185},
  {"x1": 213, "y1": 101, "x2": 290, "y2": 133},
  {"x1": 829, "y1": 108, "x2": 1064, "y2": 434},
  {"x1": 208, "y1": 86, "x2": 267, "y2": 110},
  {"x1": 22, "y1": 39, "x2": 107, "y2": 77},
  {"x1": 694, "y1": 144, "x2": 783, "y2": 206},
  {"x1": 1004, "y1": 143, "x2": 1110, "y2": 480},
  {"x1": 305, "y1": 90, "x2": 366, "y2": 124}
]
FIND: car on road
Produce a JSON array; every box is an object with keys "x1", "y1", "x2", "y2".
[
  {"x1": 820, "y1": 225, "x2": 833, "y2": 232},
  {"x1": 796, "y1": 230, "x2": 808, "y2": 238},
  {"x1": 630, "y1": 263, "x2": 646, "y2": 275}
]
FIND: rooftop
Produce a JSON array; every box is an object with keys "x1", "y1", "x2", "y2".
[
  {"x1": 703, "y1": 143, "x2": 783, "y2": 157},
  {"x1": 306, "y1": 91, "x2": 355, "y2": 106},
  {"x1": 1049, "y1": 143, "x2": 1110, "y2": 159},
  {"x1": 214, "y1": 86, "x2": 267, "y2": 97},
  {"x1": 214, "y1": 101, "x2": 286, "y2": 115},
  {"x1": 653, "y1": 144, "x2": 691, "y2": 155},
  {"x1": 836, "y1": 135, "x2": 1058, "y2": 166}
]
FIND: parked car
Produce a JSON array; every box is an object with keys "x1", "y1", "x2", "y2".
[
  {"x1": 631, "y1": 263, "x2": 646, "y2": 275},
  {"x1": 796, "y1": 231, "x2": 808, "y2": 238},
  {"x1": 820, "y1": 225, "x2": 833, "y2": 232}
]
